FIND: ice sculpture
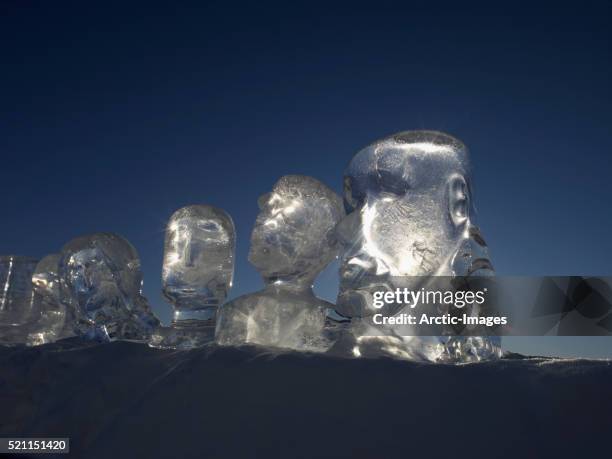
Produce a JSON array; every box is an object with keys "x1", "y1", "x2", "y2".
[
  {"x1": 59, "y1": 233, "x2": 160, "y2": 342},
  {"x1": 216, "y1": 175, "x2": 344, "y2": 352},
  {"x1": 149, "y1": 205, "x2": 236, "y2": 349},
  {"x1": 334, "y1": 130, "x2": 501, "y2": 362},
  {"x1": 0, "y1": 255, "x2": 39, "y2": 345},
  {"x1": 27, "y1": 254, "x2": 75, "y2": 346}
]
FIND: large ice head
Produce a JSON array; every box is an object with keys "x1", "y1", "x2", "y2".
[
  {"x1": 333, "y1": 131, "x2": 500, "y2": 362},
  {"x1": 336, "y1": 130, "x2": 493, "y2": 318},
  {"x1": 59, "y1": 233, "x2": 159, "y2": 341},
  {"x1": 162, "y1": 205, "x2": 235, "y2": 311},
  {"x1": 248, "y1": 175, "x2": 344, "y2": 285},
  {"x1": 0, "y1": 255, "x2": 39, "y2": 345}
]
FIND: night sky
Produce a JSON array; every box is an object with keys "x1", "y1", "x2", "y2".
[{"x1": 2, "y1": 1, "x2": 611, "y2": 357}]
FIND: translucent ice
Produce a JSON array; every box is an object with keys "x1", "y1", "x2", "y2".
[
  {"x1": 0, "y1": 255, "x2": 39, "y2": 345},
  {"x1": 216, "y1": 175, "x2": 344, "y2": 352},
  {"x1": 150, "y1": 205, "x2": 236, "y2": 349},
  {"x1": 334, "y1": 131, "x2": 502, "y2": 362},
  {"x1": 27, "y1": 254, "x2": 75, "y2": 346},
  {"x1": 59, "y1": 233, "x2": 160, "y2": 342}
]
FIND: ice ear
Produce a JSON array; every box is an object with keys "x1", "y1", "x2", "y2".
[{"x1": 448, "y1": 174, "x2": 469, "y2": 228}]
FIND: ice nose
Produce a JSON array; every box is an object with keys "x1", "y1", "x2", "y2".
[{"x1": 183, "y1": 238, "x2": 195, "y2": 268}]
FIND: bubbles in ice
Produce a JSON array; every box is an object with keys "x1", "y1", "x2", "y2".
[{"x1": 216, "y1": 175, "x2": 344, "y2": 352}]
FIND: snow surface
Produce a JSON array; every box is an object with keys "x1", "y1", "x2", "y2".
[{"x1": 1, "y1": 339, "x2": 611, "y2": 459}]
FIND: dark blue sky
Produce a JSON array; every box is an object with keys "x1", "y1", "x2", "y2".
[{"x1": 2, "y1": 1, "x2": 611, "y2": 356}]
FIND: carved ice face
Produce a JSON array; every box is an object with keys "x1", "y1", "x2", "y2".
[
  {"x1": 61, "y1": 233, "x2": 143, "y2": 324},
  {"x1": 162, "y1": 205, "x2": 235, "y2": 307},
  {"x1": 248, "y1": 175, "x2": 344, "y2": 283},
  {"x1": 336, "y1": 131, "x2": 493, "y2": 317}
]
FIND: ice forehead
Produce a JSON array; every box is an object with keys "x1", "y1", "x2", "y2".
[
  {"x1": 166, "y1": 205, "x2": 235, "y2": 248},
  {"x1": 380, "y1": 141, "x2": 456, "y2": 155},
  {"x1": 169, "y1": 205, "x2": 233, "y2": 226},
  {"x1": 269, "y1": 175, "x2": 344, "y2": 219},
  {"x1": 274, "y1": 175, "x2": 341, "y2": 201},
  {"x1": 60, "y1": 234, "x2": 142, "y2": 278},
  {"x1": 168, "y1": 217, "x2": 229, "y2": 235},
  {"x1": 62, "y1": 233, "x2": 137, "y2": 254},
  {"x1": 346, "y1": 131, "x2": 469, "y2": 184}
]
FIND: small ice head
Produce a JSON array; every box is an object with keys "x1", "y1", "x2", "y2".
[
  {"x1": 162, "y1": 205, "x2": 236, "y2": 309},
  {"x1": 59, "y1": 232, "x2": 159, "y2": 341}
]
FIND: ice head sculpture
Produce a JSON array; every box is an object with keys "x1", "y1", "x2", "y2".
[
  {"x1": 163, "y1": 205, "x2": 235, "y2": 315},
  {"x1": 27, "y1": 254, "x2": 75, "y2": 346},
  {"x1": 59, "y1": 233, "x2": 160, "y2": 342},
  {"x1": 150, "y1": 205, "x2": 236, "y2": 349},
  {"x1": 216, "y1": 175, "x2": 344, "y2": 352},
  {"x1": 0, "y1": 255, "x2": 39, "y2": 345},
  {"x1": 335, "y1": 131, "x2": 500, "y2": 362}
]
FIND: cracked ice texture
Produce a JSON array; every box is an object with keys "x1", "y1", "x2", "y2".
[
  {"x1": 0, "y1": 255, "x2": 39, "y2": 345},
  {"x1": 335, "y1": 131, "x2": 501, "y2": 362},
  {"x1": 59, "y1": 233, "x2": 159, "y2": 342},
  {"x1": 216, "y1": 175, "x2": 344, "y2": 352}
]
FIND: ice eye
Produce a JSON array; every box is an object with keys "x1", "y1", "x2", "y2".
[{"x1": 378, "y1": 176, "x2": 409, "y2": 196}]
